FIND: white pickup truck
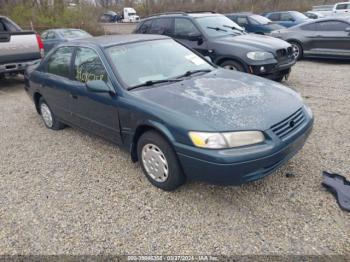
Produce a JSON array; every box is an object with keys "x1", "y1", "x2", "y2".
[
  {"x1": 0, "y1": 16, "x2": 43, "y2": 78},
  {"x1": 312, "y1": 2, "x2": 350, "y2": 17}
]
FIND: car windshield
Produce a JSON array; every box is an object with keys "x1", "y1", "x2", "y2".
[
  {"x1": 106, "y1": 39, "x2": 214, "y2": 88},
  {"x1": 60, "y1": 29, "x2": 91, "y2": 39},
  {"x1": 249, "y1": 15, "x2": 272, "y2": 25},
  {"x1": 196, "y1": 15, "x2": 245, "y2": 37}
]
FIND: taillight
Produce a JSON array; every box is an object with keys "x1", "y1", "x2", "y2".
[{"x1": 36, "y1": 34, "x2": 44, "y2": 58}]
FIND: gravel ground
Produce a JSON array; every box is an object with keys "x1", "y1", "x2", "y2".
[{"x1": 0, "y1": 60, "x2": 350, "y2": 256}]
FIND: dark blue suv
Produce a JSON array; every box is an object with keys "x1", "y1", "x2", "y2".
[{"x1": 226, "y1": 13, "x2": 285, "y2": 35}]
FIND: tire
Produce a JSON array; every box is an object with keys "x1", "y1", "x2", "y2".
[
  {"x1": 137, "y1": 131, "x2": 186, "y2": 191},
  {"x1": 289, "y1": 41, "x2": 303, "y2": 60},
  {"x1": 220, "y1": 60, "x2": 245, "y2": 72},
  {"x1": 39, "y1": 98, "x2": 65, "y2": 130}
]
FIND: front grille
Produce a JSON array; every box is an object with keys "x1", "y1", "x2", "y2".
[{"x1": 271, "y1": 108, "x2": 306, "y2": 140}]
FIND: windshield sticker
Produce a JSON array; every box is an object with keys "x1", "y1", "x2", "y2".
[
  {"x1": 76, "y1": 69, "x2": 105, "y2": 83},
  {"x1": 185, "y1": 54, "x2": 205, "y2": 66}
]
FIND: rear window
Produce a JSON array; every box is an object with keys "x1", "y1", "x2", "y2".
[{"x1": 0, "y1": 17, "x2": 21, "y2": 32}]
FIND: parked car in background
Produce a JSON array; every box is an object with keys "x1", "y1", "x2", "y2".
[
  {"x1": 99, "y1": 8, "x2": 140, "y2": 23},
  {"x1": 270, "y1": 18, "x2": 350, "y2": 60},
  {"x1": 262, "y1": 11, "x2": 309, "y2": 28},
  {"x1": 311, "y1": 2, "x2": 350, "y2": 17},
  {"x1": 99, "y1": 11, "x2": 121, "y2": 23},
  {"x1": 304, "y1": 11, "x2": 326, "y2": 19},
  {"x1": 0, "y1": 16, "x2": 43, "y2": 78},
  {"x1": 226, "y1": 13, "x2": 285, "y2": 35},
  {"x1": 134, "y1": 12, "x2": 296, "y2": 81},
  {"x1": 24, "y1": 35, "x2": 314, "y2": 191},
  {"x1": 41, "y1": 29, "x2": 92, "y2": 53}
]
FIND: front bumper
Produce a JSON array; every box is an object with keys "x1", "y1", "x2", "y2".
[
  {"x1": 175, "y1": 112, "x2": 313, "y2": 186},
  {"x1": 249, "y1": 58, "x2": 296, "y2": 80}
]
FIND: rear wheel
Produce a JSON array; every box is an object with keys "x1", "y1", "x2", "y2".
[
  {"x1": 137, "y1": 131, "x2": 185, "y2": 191},
  {"x1": 220, "y1": 60, "x2": 245, "y2": 72},
  {"x1": 39, "y1": 98, "x2": 65, "y2": 130},
  {"x1": 289, "y1": 41, "x2": 303, "y2": 60}
]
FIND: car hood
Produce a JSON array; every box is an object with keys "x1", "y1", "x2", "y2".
[
  {"x1": 132, "y1": 69, "x2": 303, "y2": 132},
  {"x1": 214, "y1": 33, "x2": 290, "y2": 51}
]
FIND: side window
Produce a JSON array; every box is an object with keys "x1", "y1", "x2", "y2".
[
  {"x1": 41, "y1": 31, "x2": 49, "y2": 40},
  {"x1": 268, "y1": 13, "x2": 280, "y2": 21},
  {"x1": 280, "y1": 13, "x2": 293, "y2": 21},
  {"x1": 149, "y1": 18, "x2": 173, "y2": 35},
  {"x1": 138, "y1": 20, "x2": 152, "y2": 33},
  {"x1": 74, "y1": 47, "x2": 108, "y2": 83},
  {"x1": 174, "y1": 18, "x2": 201, "y2": 38},
  {"x1": 46, "y1": 31, "x2": 56, "y2": 39},
  {"x1": 301, "y1": 23, "x2": 316, "y2": 31},
  {"x1": 236, "y1": 17, "x2": 249, "y2": 26},
  {"x1": 47, "y1": 46, "x2": 74, "y2": 78},
  {"x1": 315, "y1": 21, "x2": 348, "y2": 31}
]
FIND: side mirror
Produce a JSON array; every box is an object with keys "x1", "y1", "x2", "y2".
[
  {"x1": 188, "y1": 34, "x2": 202, "y2": 42},
  {"x1": 86, "y1": 80, "x2": 113, "y2": 94},
  {"x1": 204, "y1": 56, "x2": 212, "y2": 63}
]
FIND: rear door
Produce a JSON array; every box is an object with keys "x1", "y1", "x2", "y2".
[
  {"x1": 311, "y1": 20, "x2": 350, "y2": 57},
  {"x1": 173, "y1": 18, "x2": 208, "y2": 56},
  {"x1": 40, "y1": 46, "x2": 75, "y2": 122},
  {"x1": 69, "y1": 46, "x2": 121, "y2": 144}
]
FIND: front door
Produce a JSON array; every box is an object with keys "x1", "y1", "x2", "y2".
[{"x1": 69, "y1": 46, "x2": 122, "y2": 144}]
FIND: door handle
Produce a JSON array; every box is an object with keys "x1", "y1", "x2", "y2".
[{"x1": 70, "y1": 93, "x2": 78, "y2": 99}]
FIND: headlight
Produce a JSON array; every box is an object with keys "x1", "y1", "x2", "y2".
[
  {"x1": 247, "y1": 51, "x2": 274, "y2": 61},
  {"x1": 189, "y1": 131, "x2": 265, "y2": 149}
]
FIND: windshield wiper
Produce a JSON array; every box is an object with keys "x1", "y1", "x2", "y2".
[
  {"x1": 223, "y1": 25, "x2": 244, "y2": 32},
  {"x1": 128, "y1": 79, "x2": 182, "y2": 91},
  {"x1": 175, "y1": 69, "x2": 212, "y2": 79},
  {"x1": 207, "y1": 26, "x2": 227, "y2": 32}
]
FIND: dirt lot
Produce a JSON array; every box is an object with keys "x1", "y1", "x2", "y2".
[{"x1": 0, "y1": 60, "x2": 349, "y2": 256}]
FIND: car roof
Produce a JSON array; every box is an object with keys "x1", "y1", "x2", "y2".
[
  {"x1": 296, "y1": 17, "x2": 350, "y2": 27},
  {"x1": 226, "y1": 12, "x2": 253, "y2": 16},
  {"x1": 144, "y1": 12, "x2": 220, "y2": 19},
  {"x1": 68, "y1": 34, "x2": 170, "y2": 48}
]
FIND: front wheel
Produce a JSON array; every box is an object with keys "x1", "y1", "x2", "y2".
[
  {"x1": 39, "y1": 98, "x2": 65, "y2": 130},
  {"x1": 137, "y1": 131, "x2": 186, "y2": 191},
  {"x1": 289, "y1": 41, "x2": 303, "y2": 60},
  {"x1": 220, "y1": 60, "x2": 245, "y2": 72}
]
